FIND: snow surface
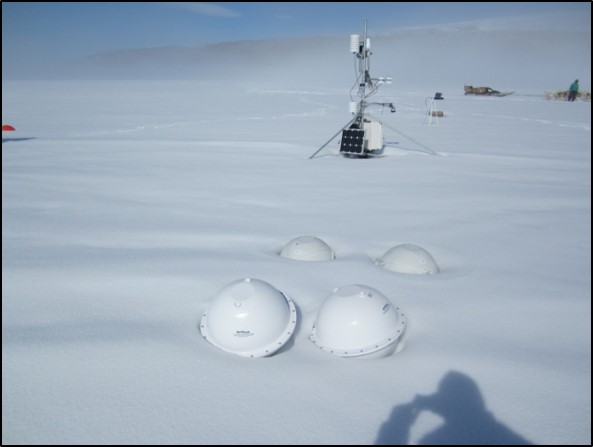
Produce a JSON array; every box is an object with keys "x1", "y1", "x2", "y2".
[{"x1": 2, "y1": 80, "x2": 591, "y2": 445}]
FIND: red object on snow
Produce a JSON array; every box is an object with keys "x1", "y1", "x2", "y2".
[{"x1": 2, "y1": 125, "x2": 16, "y2": 131}]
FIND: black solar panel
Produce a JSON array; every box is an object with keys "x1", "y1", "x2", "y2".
[{"x1": 340, "y1": 129, "x2": 365, "y2": 154}]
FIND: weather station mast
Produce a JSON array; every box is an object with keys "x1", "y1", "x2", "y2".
[{"x1": 310, "y1": 21, "x2": 394, "y2": 159}]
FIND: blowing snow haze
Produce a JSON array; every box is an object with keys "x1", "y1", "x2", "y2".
[{"x1": 3, "y1": 10, "x2": 591, "y2": 92}]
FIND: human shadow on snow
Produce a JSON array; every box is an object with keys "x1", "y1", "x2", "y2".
[{"x1": 375, "y1": 371, "x2": 532, "y2": 445}]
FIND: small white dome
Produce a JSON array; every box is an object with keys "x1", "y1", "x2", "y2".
[
  {"x1": 200, "y1": 278, "x2": 297, "y2": 358},
  {"x1": 279, "y1": 235, "x2": 335, "y2": 261},
  {"x1": 376, "y1": 244, "x2": 439, "y2": 274},
  {"x1": 309, "y1": 285, "x2": 406, "y2": 358}
]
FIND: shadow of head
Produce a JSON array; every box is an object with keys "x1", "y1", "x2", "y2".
[{"x1": 424, "y1": 371, "x2": 485, "y2": 421}]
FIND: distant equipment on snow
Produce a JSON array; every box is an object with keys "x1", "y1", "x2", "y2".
[
  {"x1": 310, "y1": 21, "x2": 395, "y2": 159},
  {"x1": 2, "y1": 124, "x2": 16, "y2": 131},
  {"x1": 544, "y1": 90, "x2": 591, "y2": 102},
  {"x1": 464, "y1": 85, "x2": 514, "y2": 97},
  {"x1": 424, "y1": 96, "x2": 444, "y2": 126}
]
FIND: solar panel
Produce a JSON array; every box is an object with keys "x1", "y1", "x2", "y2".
[{"x1": 340, "y1": 129, "x2": 365, "y2": 154}]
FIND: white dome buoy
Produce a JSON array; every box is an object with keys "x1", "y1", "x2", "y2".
[
  {"x1": 309, "y1": 285, "x2": 406, "y2": 358},
  {"x1": 200, "y1": 278, "x2": 297, "y2": 358},
  {"x1": 280, "y1": 235, "x2": 335, "y2": 261},
  {"x1": 376, "y1": 243, "x2": 439, "y2": 274}
]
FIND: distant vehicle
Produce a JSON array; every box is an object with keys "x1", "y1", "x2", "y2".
[{"x1": 464, "y1": 85, "x2": 514, "y2": 97}]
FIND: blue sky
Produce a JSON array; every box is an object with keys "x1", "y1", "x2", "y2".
[{"x1": 2, "y1": 2, "x2": 590, "y2": 78}]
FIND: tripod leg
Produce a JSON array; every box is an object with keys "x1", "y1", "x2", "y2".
[{"x1": 309, "y1": 117, "x2": 357, "y2": 159}]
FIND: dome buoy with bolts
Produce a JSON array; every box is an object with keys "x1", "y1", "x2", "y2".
[
  {"x1": 200, "y1": 278, "x2": 297, "y2": 358},
  {"x1": 376, "y1": 243, "x2": 439, "y2": 274},
  {"x1": 279, "y1": 235, "x2": 335, "y2": 261},
  {"x1": 309, "y1": 285, "x2": 406, "y2": 358}
]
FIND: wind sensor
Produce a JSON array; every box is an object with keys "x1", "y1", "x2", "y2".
[{"x1": 310, "y1": 21, "x2": 394, "y2": 159}]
